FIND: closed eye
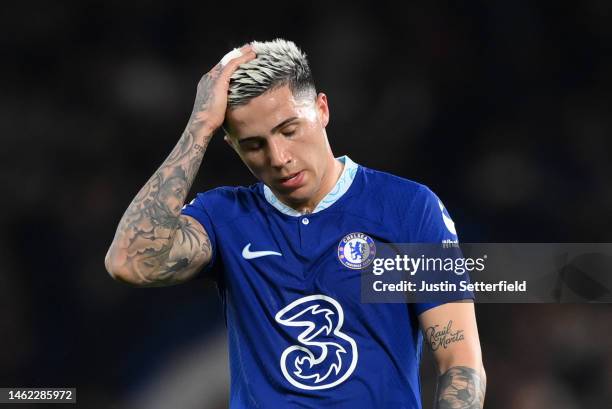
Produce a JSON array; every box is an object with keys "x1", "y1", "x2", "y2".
[
  {"x1": 239, "y1": 138, "x2": 265, "y2": 151},
  {"x1": 281, "y1": 125, "x2": 298, "y2": 137}
]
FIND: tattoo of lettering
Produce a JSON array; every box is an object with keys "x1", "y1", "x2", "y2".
[
  {"x1": 425, "y1": 320, "x2": 465, "y2": 351},
  {"x1": 435, "y1": 366, "x2": 486, "y2": 409}
]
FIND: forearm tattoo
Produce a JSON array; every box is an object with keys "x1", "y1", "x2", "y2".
[
  {"x1": 109, "y1": 67, "x2": 223, "y2": 284},
  {"x1": 435, "y1": 366, "x2": 486, "y2": 409},
  {"x1": 425, "y1": 320, "x2": 465, "y2": 351}
]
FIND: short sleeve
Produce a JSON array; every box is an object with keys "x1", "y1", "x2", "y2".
[
  {"x1": 410, "y1": 186, "x2": 459, "y2": 244},
  {"x1": 181, "y1": 192, "x2": 218, "y2": 280},
  {"x1": 408, "y1": 186, "x2": 474, "y2": 315}
]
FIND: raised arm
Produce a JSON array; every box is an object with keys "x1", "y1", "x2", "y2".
[
  {"x1": 105, "y1": 46, "x2": 256, "y2": 287},
  {"x1": 418, "y1": 302, "x2": 487, "y2": 409}
]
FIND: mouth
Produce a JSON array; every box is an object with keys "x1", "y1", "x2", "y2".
[{"x1": 278, "y1": 171, "x2": 305, "y2": 189}]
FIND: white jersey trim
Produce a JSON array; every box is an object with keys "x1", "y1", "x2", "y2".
[{"x1": 263, "y1": 156, "x2": 358, "y2": 217}]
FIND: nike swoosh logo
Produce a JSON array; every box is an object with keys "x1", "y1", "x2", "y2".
[{"x1": 242, "y1": 243, "x2": 282, "y2": 259}]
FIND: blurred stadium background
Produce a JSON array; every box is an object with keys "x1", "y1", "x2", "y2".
[{"x1": 1, "y1": 1, "x2": 611, "y2": 408}]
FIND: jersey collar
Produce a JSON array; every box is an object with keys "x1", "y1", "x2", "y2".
[{"x1": 263, "y1": 156, "x2": 358, "y2": 217}]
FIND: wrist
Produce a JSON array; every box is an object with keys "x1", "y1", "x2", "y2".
[
  {"x1": 187, "y1": 121, "x2": 217, "y2": 141},
  {"x1": 188, "y1": 104, "x2": 225, "y2": 135}
]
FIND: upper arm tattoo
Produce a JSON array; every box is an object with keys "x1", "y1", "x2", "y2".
[
  {"x1": 111, "y1": 131, "x2": 211, "y2": 285},
  {"x1": 435, "y1": 366, "x2": 486, "y2": 409},
  {"x1": 425, "y1": 320, "x2": 465, "y2": 351},
  {"x1": 160, "y1": 216, "x2": 212, "y2": 282},
  {"x1": 109, "y1": 66, "x2": 227, "y2": 285}
]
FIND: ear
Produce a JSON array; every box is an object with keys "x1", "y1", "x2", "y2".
[{"x1": 315, "y1": 92, "x2": 329, "y2": 128}]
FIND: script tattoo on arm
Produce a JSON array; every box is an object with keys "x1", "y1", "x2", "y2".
[
  {"x1": 109, "y1": 66, "x2": 223, "y2": 285},
  {"x1": 435, "y1": 366, "x2": 486, "y2": 409},
  {"x1": 425, "y1": 320, "x2": 465, "y2": 351}
]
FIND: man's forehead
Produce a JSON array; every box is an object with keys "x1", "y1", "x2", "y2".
[{"x1": 227, "y1": 86, "x2": 315, "y2": 136}]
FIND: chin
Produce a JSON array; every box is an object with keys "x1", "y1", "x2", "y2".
[
  {"x1": 281, "y1": 189, "x2": 309, "y2": 202},
  {"x1": 277, "y1": 185, "x2": 314, "y2": 205}
]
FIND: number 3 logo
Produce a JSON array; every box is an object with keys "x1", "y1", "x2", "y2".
[{"x1": 275, "y1": 295, "x2": 358, "y2": 390}]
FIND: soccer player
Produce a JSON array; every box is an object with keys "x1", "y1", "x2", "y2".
[{"x1": 105, "y1": 39, "x2": 486, "y2": 408}]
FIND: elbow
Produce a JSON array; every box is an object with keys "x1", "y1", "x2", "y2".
[
  {"x1": 104, "y1": 248, "x2": 123, "y2": 280},
  {"x1": 104, "y1": 247, "x2": 139, "y2": 285},
  {"x1": 437, "y1": 346, "x2": 484, "y2": 375},
  {"x1": 104, "y1": 251, "x2": 120, "y2": 280},
  {"x1": 480, "y1": 363, "x2": 487, "y2": 385}
]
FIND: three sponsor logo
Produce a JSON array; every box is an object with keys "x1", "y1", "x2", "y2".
[{"x1": 275, "y1": 295, "x2": 358, "y2": 390}]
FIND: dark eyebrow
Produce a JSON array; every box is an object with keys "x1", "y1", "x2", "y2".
[
  {"x1": 238, "y1": 117, "x2": 299, "y2": 145},
  {"x1": 270, "y1": 116, "x2": 299, "y2": 134},
  {"x1": 238, "y1": 136, "x2": 261, "y2": 146}
]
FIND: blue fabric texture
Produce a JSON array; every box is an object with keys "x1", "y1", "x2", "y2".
[{"x1": 181, "y1": 160, "x2": 471, "y2": 408}]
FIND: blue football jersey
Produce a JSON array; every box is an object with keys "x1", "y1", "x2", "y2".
[{"x1": 181, "y1": 156, "x2": 469, "y2": 409}]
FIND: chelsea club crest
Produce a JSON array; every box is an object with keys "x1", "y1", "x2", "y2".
[{"x1": 338, "y1": 232, "x2": 376, "y2": 269}]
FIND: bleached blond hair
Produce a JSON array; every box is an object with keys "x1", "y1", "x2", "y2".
[{"x1": 227, "y1": 39, "x2": 316, "y2": 107}]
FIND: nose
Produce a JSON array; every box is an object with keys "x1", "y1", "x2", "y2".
[{"x1": 267, "y1": 136, "x2": 292, "y2": 168}]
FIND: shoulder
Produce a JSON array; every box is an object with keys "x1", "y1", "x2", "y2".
[
  {"x1": 358, "y1": 165, "x2": 434, "y2": 207},
  {"x1": 357, "y1": 165, "x2": 456, "y2": 241},
  {"x1": 195, "y1": 184, "x2": 258, "y2": 200},
  {"x1": 188, "y1": 183, "x2": 262, "y2": 217}
]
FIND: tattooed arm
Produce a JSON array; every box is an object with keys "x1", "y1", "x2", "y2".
[
  {"x1": 105, "y1": 46, "x2": 256, "y2": 287},
  {"x1": 418, "y1": 302, "x2": 487, "y2": 408}
]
